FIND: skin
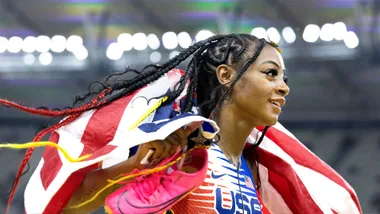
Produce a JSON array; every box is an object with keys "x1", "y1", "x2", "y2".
[
  {"x1": 63, "y1": 128, "x2": 190, "y2": 213},
  {"x1": 63, "y1": 44, "x2": 289, "y2": 213},
  {"x1": 214, "y1": 44, "x2": 289, "y2": 166}
]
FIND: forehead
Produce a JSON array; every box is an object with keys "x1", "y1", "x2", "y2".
[{"x1": 254, "y1": 44, "x2": 285, "y2": 68}]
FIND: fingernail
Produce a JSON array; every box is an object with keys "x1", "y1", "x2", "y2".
[
  {"x1": 140, "y1": 158, "x2": 150, "y2": 165},
  {"x1": 140, "y1": 155, "x2": 150, "y2": 165},
  {"x1": 140, "y1": 149, "x2": 155, "y2": 165}
]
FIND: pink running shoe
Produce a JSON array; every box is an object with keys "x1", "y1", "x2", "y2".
[{"x1": 104, "y1": 147, "x2": 208, "y2": 214}]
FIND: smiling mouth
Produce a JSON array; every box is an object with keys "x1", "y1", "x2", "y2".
[{"x1": 270, "y1": 101, "x2": 281, "y2": 107}]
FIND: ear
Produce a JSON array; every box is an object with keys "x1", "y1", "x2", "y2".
[{"x1": 215, "y1": 64, "x2": 236, "y2": 86}]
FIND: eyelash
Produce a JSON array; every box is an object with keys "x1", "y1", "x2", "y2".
[
  {"x1": 264, "y1": 69, "x2": 278, "y2": 77},
  {"x1": 264, "y1": 69, "x2": 288, "y2": 83}
]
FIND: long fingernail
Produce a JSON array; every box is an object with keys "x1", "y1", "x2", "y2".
[
  {"x1": 140, "y1": 156, "x2": 150, "y2": 165},
  {"x1": 140, "y1": 159, "x2": 150, "y2": 165},
  {"x1": 140, "y1": 149, "x2": 155, "y2": 165}
]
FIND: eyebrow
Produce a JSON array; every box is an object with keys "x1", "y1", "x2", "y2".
[{"x1": 260, "y1": 60, "x2": 286, "y2": 73}]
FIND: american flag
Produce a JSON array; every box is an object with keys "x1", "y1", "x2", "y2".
[
  {"x1": 23, "y1": 69, "x2": 362, "y2": 214},
  {"x1": 247, "y1": 124, "x2": 362, "y2": 214}
]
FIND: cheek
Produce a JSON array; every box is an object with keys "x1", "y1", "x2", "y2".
[
  {"x1": 232, "y1": 79, "x2": 262, "y2": 106},
  {"x1": 237, "y1": 77, "x2": 268, "y2": 101}
]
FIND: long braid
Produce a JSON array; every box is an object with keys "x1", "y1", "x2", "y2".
[
  {"x1": 96, "y1": 35, "x2": 236, "y2": 108},
  {"x1": 183, "y1": 48, "x2": 205, "y2": 112},
  {"x1": 0, "y1": 88, "x2": 112, "y2": 118},
  {"x1": 109, "y1": 35, "x2": 222, "y2": 91},
  {"x1": 169, "y1": 46, "x2": 209, "y2": 110}
]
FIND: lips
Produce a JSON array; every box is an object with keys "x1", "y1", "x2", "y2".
[
  {"x1": 270, "y1": 101, "x2": 281, "y2": 107},
  {"x1": 269, "y1": 98, "x2": 286, "y2": 108}
]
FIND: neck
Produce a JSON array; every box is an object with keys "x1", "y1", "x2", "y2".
[{"x1": 214, "y1": 104, "x2": 257, "y2": 167}]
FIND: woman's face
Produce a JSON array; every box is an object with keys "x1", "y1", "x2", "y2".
[{"x1": 224, "y1": 44, "x2": 290, "y2": 126}]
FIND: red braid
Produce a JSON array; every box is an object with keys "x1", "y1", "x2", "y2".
[{"x1": 0, "y1": 88, "x2": 112, "y2": 117}]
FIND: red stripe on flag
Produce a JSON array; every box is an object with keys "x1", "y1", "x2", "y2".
[
  {"x1": 264, "y1": 127, "x2": 362, "y2": 212},
  {"x1": 43, "y1": 89, "x2": 141, "y2": 213},
  {"x1": 79, "y1": 91, "x2": 140, "y2": 156},
  {"x1": 84, "y1": 145, "x2": 118, "y2": 161},
  {"x1": 43, "y1": 165, "x2": 96, "y2": 214},
  {"x1": 257, "y1": 147, "x2": 324, "y2": 214},
  {"x1": 40, "y1": 132, "x2": 62, "y2": 189}
]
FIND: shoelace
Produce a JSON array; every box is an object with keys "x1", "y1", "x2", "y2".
[
  {"x1": 128, "y1": 170, "x2": 173, "y2": 204},
  {"x1": 118, "y1": 154, "x2": 180, "y2": 204}
]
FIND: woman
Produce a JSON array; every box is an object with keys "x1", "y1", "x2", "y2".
[{"x1": 2, "y1": 34, "x2": 361, "y2": 214}]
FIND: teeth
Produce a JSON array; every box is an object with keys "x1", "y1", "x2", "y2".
[{"x1": 271, "y1": 101, "x2": 280, "y2": 107}]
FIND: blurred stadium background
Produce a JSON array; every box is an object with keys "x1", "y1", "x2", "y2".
[{"x1": 0, "y1": 0, "x2": 379, "y2": 213}]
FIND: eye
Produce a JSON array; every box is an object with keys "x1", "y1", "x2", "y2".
[{"x1": 264, "y1": 69, "x2": 278, "y2": 77}]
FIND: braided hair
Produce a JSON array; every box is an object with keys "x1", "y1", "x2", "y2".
[{"x1": 1, "y1": 33, "x2": 274, "y2": 209}]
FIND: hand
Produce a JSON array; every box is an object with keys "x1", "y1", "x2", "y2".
[
  {"x1": 66, "y1": 128, "x2": 190, "y2": 214},
  {"x1": 129, "y1": 127, "x2": 191, "y2": 169}
]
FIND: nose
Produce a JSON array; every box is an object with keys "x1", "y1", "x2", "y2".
[{"x1": 276, "y1": 80, "x2": 290, "y2": 96}]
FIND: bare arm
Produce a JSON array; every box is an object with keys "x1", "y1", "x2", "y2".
[
  {"x1": 63, "y1": 156, "x2": 138, "y2": 214},
  {"x1": 62, "y1": 128, "x2": 188, "y2": 213}
]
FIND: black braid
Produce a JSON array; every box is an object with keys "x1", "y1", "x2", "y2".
[
  {"x1": 17, "y1": 34, "x2": 246, "y2": 116},
  {"x1": 111, "y1": 35, "x2": 217, "y2": 89},
  {"x1": 183, "y1": 45, "x2": 211, "y2": 112},
  {"x1": 196, "y1": 35, "x2": 267, "y2": 118},
  {"x1": 73, "y1": 81, "x2": 108, "y2": 105},
  {"x1": 184, "y1": 35, "x2": 247, "y2": 113},
  {"x1": 209, "y1": 38, "x2": 266, "y2": 118},
  {"x1": 90, "y1": 34, "x2": 239, "y2": 110}
]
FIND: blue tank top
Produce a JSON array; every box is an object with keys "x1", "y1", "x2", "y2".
[{"x1": 171, "y1": 144, "x2": 263, "y2": 214}]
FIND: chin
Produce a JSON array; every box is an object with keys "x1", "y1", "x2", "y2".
[{"x1": 263, "y1": 115, "x2": 278, "y2": 126}]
